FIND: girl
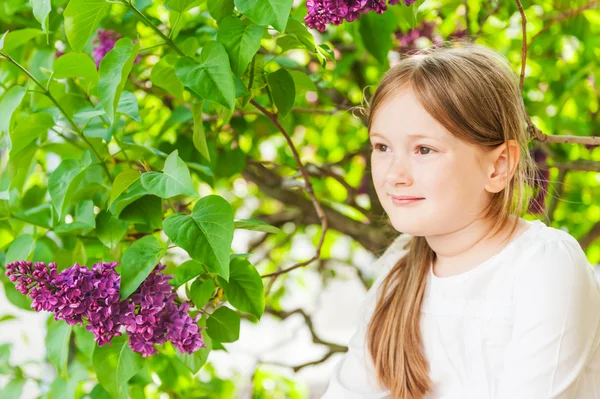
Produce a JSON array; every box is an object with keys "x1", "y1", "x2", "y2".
[{"x1": 321, "y1": 41, "x2": 600, "y2": 399}]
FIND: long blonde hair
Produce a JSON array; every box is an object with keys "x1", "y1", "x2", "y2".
[{"x1": 365, "y1": 41, "x2": 538, "y2": 398}]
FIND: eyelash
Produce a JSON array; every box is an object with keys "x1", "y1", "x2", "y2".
[{"x1": 371, "y1": 143, "x2": 436, "y2": 155}]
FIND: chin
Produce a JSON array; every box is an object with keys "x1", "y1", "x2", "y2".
[{"x1": 389, "y1": 220, "x2": 424, "y2": 237}]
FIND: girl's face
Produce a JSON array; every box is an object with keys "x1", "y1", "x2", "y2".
[{"x1": 369, "y1": 89, "x2": 493, "y2": 237}]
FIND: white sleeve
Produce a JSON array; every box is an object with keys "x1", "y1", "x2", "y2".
[
  {"x1": 321, "y1": 235, "x2": 409, "y2": 399},
  {"x1": 495, "y1": 239, "x2": 600, "y2": 399}
]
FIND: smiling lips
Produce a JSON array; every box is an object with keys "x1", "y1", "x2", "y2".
[{"x1": 390, "y1": 195, "x2": 424, "y2": 205}]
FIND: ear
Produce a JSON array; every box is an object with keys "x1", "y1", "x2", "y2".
[{"x1": 484, "y1": 140, "x2": 520, "y2": 194}]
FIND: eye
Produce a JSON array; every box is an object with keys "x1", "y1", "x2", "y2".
[
  {"x1": 417, "y1": 146, "x2": 435, "y2": 155},
  {"x1": 371, "y1": 143, "x2": 389, "y2": 152}
]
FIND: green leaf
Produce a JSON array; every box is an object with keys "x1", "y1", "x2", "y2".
[
  {"x1": 92, "y1": 335, "x2": 143, "y2": 399},
  {"x1": 170, "y1": 259, "x2": 205, "y2": 288},
  {"x1": 7, "y1": 145, "x2": 37, "y2": 193},
  {"x1": 95, "y1": 210, "x2": 129, "y2": 249},
  {"x1": 2, "y1": 29, "x2": 43, "y2": 53},
  {"x1": 0, "y1": 31, "x2": 7, "y2": 51},
  {"x1": 98, "y1": 38, "x2": 140, "y2": 123},
  {"x1": 6, "y1": 234, "x2": 35, "y2": 263},
  {"x1": 0, "y1": 378, "x2": 25, "y2": 399},
  {"x1": 109, "y1": 179, "x2": 148, "y2": 217},
  {"x1": 73, "y1": 326, "x2": 96, "y2": 360},
  {"x1": 289, "y1": 70, "x2": 317, "y2": 94},
  {"x1": 9, "y1": 112, "x2": 54, "y2": 155},
  {"x1": 53, "y1": 52, "x2": 98, "y2": 83},
  {"x1": 285, "y1": 17, "x2": 317, "y2": 51},
  {"x1": 150, "y1": 54, "x2": 185, "y2": 101},
  {"x1": 109, "y1": 169, "x2": 141, "y2": 207},
  {"x1": 206, "y1": 306, "x2": 240, "y2": 343},
  {"x1": 162, "y1": 195, "x2": 234, "y2": 281},
  {"x1": 64, "y1": 0, "x2": 110, "y2": 52},
  {"x1": 174, "y1": 328, "x2": 212, "y2": 374},
  {"x1": 30, "y1": 0, "x2": 51, "y2": 38},
  {"x1": 267, "y1": 68, "x2": 295, "y2": 117},
  {"x1": 89, "y1": 384, "x2": 112, "y2": 399},
  {"x1": 140, "y1": 150, "x2": 197, "y2": 198},
  {"x1": 175, "y1": 41, "x2": 235, "y2": 110},
  {"x1": 358, "y1": 11, "x2": 396, "y2": 64},
  {"x1": 0, "y1": 315, "x2": 16, "y2": 323},
  {"x1": 192, "y1": 101, "x2": 210, "y2": 162},
  {"x1": 165, "y1": 0, "x2": 202, "y2": 12},
  {"x1": 394, "y1": 0, "x2": 424, "y2": 30},
  {"x1": 207, "y1": 0, "x2": 234, "y2": 23},
  {"x1": 46, "y1": 320, "x2": 72, "y2": 378},
  {"x1": 217, "y1": 17, "x2": 264, "y2": 76},
  {"x1": 190, "y1": 278, "x2": 215, "y2": 309},
  {"x1": 1, "y1": 280, "x2": 33, "y2": 310},
  {"x1": 48, "y1": 157, "x2": 92, "y2": 221},
  {"x1": 233, "y1": 0, "x2": 293, "y2": 32},
  {"x1": 0, "y1": 86, "x2": 27, "y2": 137},
  {"x1": 116, "y1": 91, "x2": 140, "y2": 121},
  {"x1": 119, "y1": 235, "x2": 165, "y2": 300},
  {"x1": 119, "y1": 195, "x2": 162, "y2": 230},
  {"x1": 217, "y1": 257, "x2": 264, "y2": 320},
  {"x1": 234, "y1": 218, "x2": 281, "y2": 234},
  {"x1": 54, "y1": 199, "x2": 96, "y2": 233}
]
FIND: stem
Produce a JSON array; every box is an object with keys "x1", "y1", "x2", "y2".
[
  {"x1": 169, "y1": 13, "x2": 182, "y2": 39},
  {"x1": 124, "y1": 1, "x2": 185, "y2": 57},
  {"x1": 248, "y1": 56, "x2": 256, "y2": 93},
  {"x1": 50, "y1": 127, "x2": 86, "y2": 150},
  {"x1": 0, "y1": 52, "x2": 114, "y2": 183}
]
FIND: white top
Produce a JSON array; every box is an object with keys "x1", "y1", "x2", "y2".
[{"x1": 322, "y1": 219, "x2": 600, "y2": 399}]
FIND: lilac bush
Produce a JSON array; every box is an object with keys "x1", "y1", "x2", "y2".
[
  {"x1": 305, "y1": 0, "x2": 418, "y2": 32},
  {"x1": 5, "y1": 260, "x2": 206, "y2": 358}
]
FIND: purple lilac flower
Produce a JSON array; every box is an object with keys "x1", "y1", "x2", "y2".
[
  {"x1": 305, "y1": 0, "x2": 417, "y2": 33},
  {"x1": 92, "y1": 29, "x2": 141, "y2": 69},
  {"x1": 126, "y1": 263, "x2": 206, "y2": 357},
  {"x1": 4, "y1": 260, "x2": 206, "y2": 357},
  {"x1": 93, "y1": 29, "x2": 122, "y2": 68},
  {"x1": 395, "y1": 20, "x2": 437, "y2": 54}
]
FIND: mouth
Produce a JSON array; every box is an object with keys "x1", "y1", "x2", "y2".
[{"x1": 389, "y1": 195, "x2": 424, "y2": 205}]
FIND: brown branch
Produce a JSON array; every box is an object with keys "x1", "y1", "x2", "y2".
[
  {"x1": 515, "y1": 0, "x2": 528, "y2": 91},
  {"x1": 545, "y1": 168, "x2": 568, "y2": 226},
  {"x1": 242, "y1": 161, "x2": 394, "y2": 254},
  {"x1": 250, "y1": 99, "x2": 329, "y2": 282},
  {"x1": 476, "y1": 0, "x2": 501, "y2": 36},
  {"x1": 544, "y1": 159, "x2": 600, "y2": 173},
  {"x1": 580, "y1": 222, "x2": 600, "y2": 251},
  {"x1": 530, "y1": 1, "x2": 599, "y2": 45},
  {"x1": 259, "y1": 307, "x2": 348, "y2": 372},
  {"x1": 515, "y1": 1, "x2": 600, "y2": 148}
]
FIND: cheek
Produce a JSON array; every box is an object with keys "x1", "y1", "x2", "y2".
[{"x1": 370, "y1": 156, "x2": 386, "y2": 184}]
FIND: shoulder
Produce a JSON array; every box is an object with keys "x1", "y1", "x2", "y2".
[
  {"x1": 516, "y1": 223, "x2": 590, "y2": 270},
  {"x1": 513, "y1": 223, "x2": 599, "y2": 299}
]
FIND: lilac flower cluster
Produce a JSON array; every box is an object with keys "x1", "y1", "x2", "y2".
[
  {"x1": 92, "y1": 29, "x2": 122, "y2": 68},
  {"x1": 395, "y1": 20, "x2": 437, "y2": 54},
  {"x1": 305, "y1": 0, "x2": 418, "y2": 33},
  {"x1": 92, "y1": 29, "x2": 141, "y2": 68},
  {"x1": 527, "y1": 148, "x2": 549, "y2": 214},
  {"x1": 5, "y1": 260, "x2": 206, "y2": 358}
]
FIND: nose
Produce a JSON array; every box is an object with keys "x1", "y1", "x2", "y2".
[{"x1": 385, "y1": 155, "x2": 413, "y2": 186}]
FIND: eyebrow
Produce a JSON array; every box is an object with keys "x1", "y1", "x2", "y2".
[{"x1": 369, "y1": 132, "x2": 439, "y2": 141}]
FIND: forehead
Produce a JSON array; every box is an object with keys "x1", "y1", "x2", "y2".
[{"x1": 369, "y1": 90, "x2": 451, "y2": 143}]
